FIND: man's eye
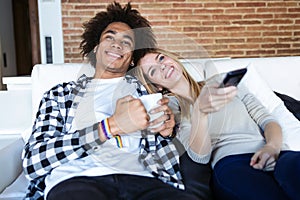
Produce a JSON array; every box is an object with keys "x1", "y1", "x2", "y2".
[
  {"x1": 121, "y1": 40, "x2": 133, "y2": 48},
  {"x1": 105, "y1": 35, "x2": 113, "y2": 40}
]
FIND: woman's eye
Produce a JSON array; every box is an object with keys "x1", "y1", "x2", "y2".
[
  {"x1": 158, "y1": 55, "x2": 165, "y2": 63},
  {"x1": 150, "y1": 68, "x2": 156, "y2": 77}
]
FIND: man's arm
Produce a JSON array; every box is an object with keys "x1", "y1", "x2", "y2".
[{"x1": 22, "y1": 83, "x2": 103, "y2": 180}]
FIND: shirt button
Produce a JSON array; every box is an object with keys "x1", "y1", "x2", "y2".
[{"x1": 93, "y1": 146, "x2": 100, "y2": 151}]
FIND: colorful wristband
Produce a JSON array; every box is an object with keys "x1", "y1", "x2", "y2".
[
  {"x1": 100, "y1": 118, "x2": 113, "y2": 140},
  {"x1": 115, "y1": 135, "x2": 123, "y2": 148}
]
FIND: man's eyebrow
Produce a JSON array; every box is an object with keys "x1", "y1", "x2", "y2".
[
  {"x1": 103, "y1": 29, "x2": 134, "y2": 43},
  {"x1": 124, "y1": 35, "x2": 134, "y2": 43},
  {"x1": 103, "y1": 29, "x2": 116, "y2": 35}
]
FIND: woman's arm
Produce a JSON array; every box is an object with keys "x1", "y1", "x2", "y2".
[
  {"x1": 240, "y1": 90, "x2": 283, "y2": 169},
  {"x1": 250, "y1": 121, "x2": 282, "y2": 170},
  {"x1": 189, "y1": 103, "x2": 211, "y2": 156},
  {"x1": 188, "y1": 84, "x2": 237, "y2": 162}
]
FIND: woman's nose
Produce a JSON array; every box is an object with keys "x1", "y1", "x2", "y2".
[{"x1": 160, "y1": 64, "x2": 166, "y2": 70}]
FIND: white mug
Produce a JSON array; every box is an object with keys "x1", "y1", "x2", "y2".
[{"x1": 139, "y1": 93, "x2": 164, "y2": 129}]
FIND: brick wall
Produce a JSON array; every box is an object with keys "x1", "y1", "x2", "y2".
[{"x1": 61, "y1": 0, "x2": 300, "y2": 62}]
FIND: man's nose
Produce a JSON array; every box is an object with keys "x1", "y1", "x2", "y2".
[{"x1": 111, "y1": 40, "x2": 122, "y2": 49}]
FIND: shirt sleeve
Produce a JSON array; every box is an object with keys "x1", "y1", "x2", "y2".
[
  {"x1": 238, "y1": 85, "x2": 278, "y2": 131},
  {"x1": 178, "y1": 118, "x2": 211, "y2": 164},
  {"x1": 168, "y1": 96, "x2": 211, "y2": 164},
  {"x1": 22, "y1": 83, "x2": 104, "y2": 180}
]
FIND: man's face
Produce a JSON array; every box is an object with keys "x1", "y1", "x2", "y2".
[{"x1": 94, "y1": 22, "x2": 135, "y2": 79}]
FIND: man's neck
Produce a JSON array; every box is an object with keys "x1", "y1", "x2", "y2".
[{"x1": 94, "y1": 70, "x2": 126, "y2": 79}]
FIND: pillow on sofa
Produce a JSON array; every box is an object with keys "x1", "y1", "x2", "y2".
[
  {"x1": 22, "y1": 63, "x2": 95, "y2": 142},
  {"x1": 205, "y1": 59, "x2": 300, "y2": 151}
]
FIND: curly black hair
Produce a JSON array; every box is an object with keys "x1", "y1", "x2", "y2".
[{"x1": 80, "y1": 2, "x2": 156, "y2": 70}]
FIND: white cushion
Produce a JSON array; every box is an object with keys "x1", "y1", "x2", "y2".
[
  {"x1": 231, "y1": 57, "x2": 300, "y2": 100},
  {"x1": 0, "y1": 172, "x2": 28, "y2": 199},
  {"x1": 0, "y1": 90, "x2": 32, "y2": 135},
  {"x1": 22, "y1": 63, "x2": 95, "y2": 142},
  {"x1": 205, "y1": 59, "x2": 300, "y2": 150}
]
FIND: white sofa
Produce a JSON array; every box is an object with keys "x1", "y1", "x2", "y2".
[{"x1": 0, "y1": 56, "x2": 299, "y2": 199}]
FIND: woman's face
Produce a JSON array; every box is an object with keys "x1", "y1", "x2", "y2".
[{"x1": 138, "y1": 53, "x2": 183, "y2": 90}]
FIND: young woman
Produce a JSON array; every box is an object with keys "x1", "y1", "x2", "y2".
[{"x1": 132, "y1": 48, "x2": 300, "y2": 200}]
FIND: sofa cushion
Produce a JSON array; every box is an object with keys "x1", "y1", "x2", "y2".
[{"x1": 22, "y1": 63, "x2": 95, "y2": 142}]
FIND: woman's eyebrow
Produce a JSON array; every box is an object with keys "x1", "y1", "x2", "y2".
[{"x1": 155, "y1": 53, "x2": 161, "y2": 61}]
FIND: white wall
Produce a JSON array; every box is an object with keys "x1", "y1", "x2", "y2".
[
  {"x1": 38, "y1": 0, "x2": 64, "y2": 64},
  {"x1": 0, "y1": 0, "x2": 17, "y2": 76}
]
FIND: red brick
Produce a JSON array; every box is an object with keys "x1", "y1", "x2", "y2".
[
  {"x1": 236, "y1": 3, "x2": 266, "y2": 7},
  {"x1": 61, "y1": 0, "x2": 300, "y2": 63}
]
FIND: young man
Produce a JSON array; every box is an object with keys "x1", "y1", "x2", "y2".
[{"x1": 22, "y1": 2, "x2": 198, "y2": 200}]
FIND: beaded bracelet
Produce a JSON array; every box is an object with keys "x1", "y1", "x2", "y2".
[{"x1": 100, "y1": 118, "x2": 113, "y2": 140}]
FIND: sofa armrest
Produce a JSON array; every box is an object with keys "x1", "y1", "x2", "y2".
[{"x1": 0, "y1": 135, "x2": 24, "y2": 193}]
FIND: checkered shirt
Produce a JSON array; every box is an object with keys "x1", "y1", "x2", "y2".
[{"x1": 22, "y1": 75, "x2": 184, "y2": 199}]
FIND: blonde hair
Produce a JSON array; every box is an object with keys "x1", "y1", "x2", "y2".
[{"x1": 133, "y1": 48, "x2": 204, "y2": 118}]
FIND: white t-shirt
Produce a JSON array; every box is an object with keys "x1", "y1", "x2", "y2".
[{"x1": 45, "y1": 77, "x2": 152, "y2": 197}]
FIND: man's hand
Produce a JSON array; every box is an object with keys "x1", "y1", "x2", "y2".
[{"x1": 109, "y1": 95, "x2": 150, "y2": 134}]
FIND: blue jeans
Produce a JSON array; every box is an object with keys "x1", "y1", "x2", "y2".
[{"x1": 212, "y1": 151, "x2": 300, "y2": 200}]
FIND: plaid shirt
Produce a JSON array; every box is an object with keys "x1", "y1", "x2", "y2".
[{"x1": 22, "y1": 75, "x2": 183, "y2": 199}]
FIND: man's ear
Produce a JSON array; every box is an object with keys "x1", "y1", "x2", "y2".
[
  {"x1": 93, "y1": 45, "x2": 98, "y2": 53},
  {"x1": 130, "y1": 60, "x2": 134, "y2": 67},
  {"x1": 157, "y1": 85, "x2": 164, "y2": 91}
]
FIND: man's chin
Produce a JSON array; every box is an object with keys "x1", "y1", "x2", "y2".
[{"x1": 105, "y1": 66, "x2": 127, "y2": 74}]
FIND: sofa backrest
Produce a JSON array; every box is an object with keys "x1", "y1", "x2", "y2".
[
  {"x1": 204, "y1": 56, "x2": 300, "y2": 100},
  {"x1": 30, "y1": 56, "x2": 300, "y2": 121},
  {"x1": 31, "y1": 63, "x2": 95, "y2": 122},
  {"x1": 25, "y1": 57, "x2": 300, "y2": 149}
]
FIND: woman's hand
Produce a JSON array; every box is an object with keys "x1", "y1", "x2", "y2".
[
  {"x1": 250, "y1": 122, "x2": 282, "y2": 170},
  {"x1": 196, "y1": 83, "x2": 237, "y2": 113},
  {"x1": 250, "y1": 144, "x2": 280, "y2": 170},
  {"x1": 148, "y1": 97, "x2": 175, "y2": 137}
]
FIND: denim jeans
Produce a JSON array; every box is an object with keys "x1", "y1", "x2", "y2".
[{"x1": 212, "y1": 151, "x2": 300, "y2": 200}]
